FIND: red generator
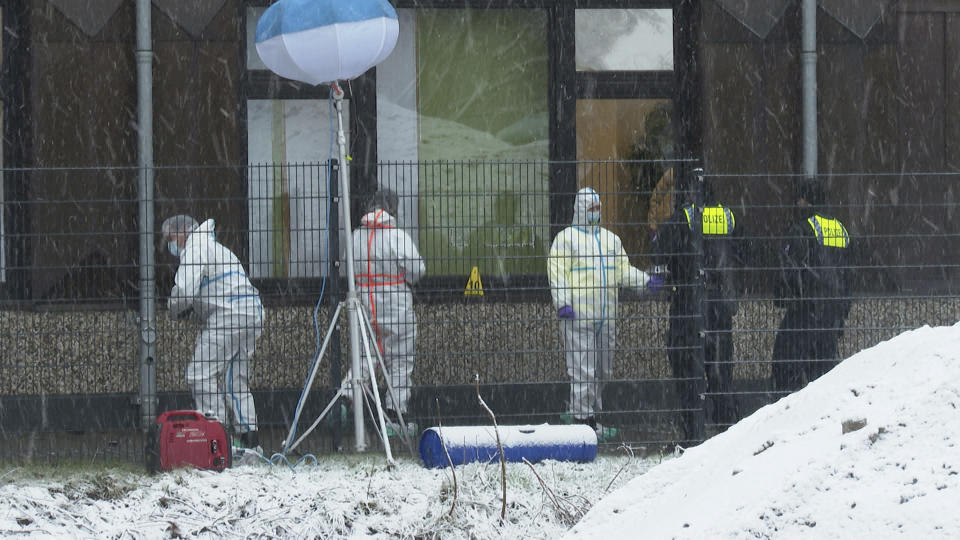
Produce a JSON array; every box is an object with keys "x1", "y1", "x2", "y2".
[{"x1": 145, "y1": 410, "x2": 232, "y2": 472}]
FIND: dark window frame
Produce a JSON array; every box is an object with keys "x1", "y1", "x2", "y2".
[{"x1": 0, "y1": 1, "x2": 31, "y2": 303}]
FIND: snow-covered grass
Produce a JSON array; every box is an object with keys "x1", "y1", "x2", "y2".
[
  {"x1": 4, "y1": 323, "x2": 960, "y2": 539},
  {"x1": 0, "y1": 451, "x2": 661, "y2": 539}
]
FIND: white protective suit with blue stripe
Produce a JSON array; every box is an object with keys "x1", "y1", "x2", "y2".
[
  {"x1": 548, "y1": 188, "x2": 652, "y2": 420},
  {"x1": 169, "y1": 219, "x2": 264, "y2": 434}
]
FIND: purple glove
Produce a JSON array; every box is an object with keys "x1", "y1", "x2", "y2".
[
  {"x1": 647, "y1": 274, "x2": 666, "y2": 293},
  {"x1": 557, "y1": 305, "x2": 576, "y2": 319}
]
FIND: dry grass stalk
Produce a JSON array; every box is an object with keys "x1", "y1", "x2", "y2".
[
  {"x1": 521, "y1": 458, "x2": 590, "y2": 526},
  {"x1": 474, "y1": 374, "x2": 507, "y2": 521},
  {"x1": 435, "y1": 397, "x2": 458, "y2": 517},
  {"x1": 604, "y1": 444, "x2": 636, "y2": 493}
]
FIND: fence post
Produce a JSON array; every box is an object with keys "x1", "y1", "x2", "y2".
[
  {"x1": 691, "y1": 167, "x2": 707, "y2": 442},
  {"x1": 328, "y1": 159, "x2": 344, "y2": 450},
  {"x1": 136, "y1": 0, "x2": 157, "y2": 435}
]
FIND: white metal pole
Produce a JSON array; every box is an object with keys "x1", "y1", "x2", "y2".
[{"x1": 331, "y1": 82, "x2": 366, "y2": 451}]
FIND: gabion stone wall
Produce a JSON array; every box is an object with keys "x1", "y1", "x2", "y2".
[
  {"x1": 1, "y1": 298, "x2": 958, "y2": 397},
  {"x1": 0, "y1": 310, "x2": 139, "y2": 395}
]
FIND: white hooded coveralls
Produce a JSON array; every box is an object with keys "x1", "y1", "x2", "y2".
[
  {"x1": 351, "y1": 209, "x2": 425, "y2": 414},
  {"x1": 548, "y1": 188, "x2": 651, "y2": 420},
  {"x1": 169, "y1": 219, "x2": 264, "y2": 433}
]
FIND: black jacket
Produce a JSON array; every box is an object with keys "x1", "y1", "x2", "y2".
[
  {"x1": 775, "y1": 212, "x2": 852, "y2": 317},
  {"x1": 652, "y1": 203, "x2": 746, "y2": 311}
]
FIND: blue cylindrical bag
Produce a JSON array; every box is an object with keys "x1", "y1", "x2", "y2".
[{"x1": 418, "y1": 424, "x2": 598, "y2": 468}]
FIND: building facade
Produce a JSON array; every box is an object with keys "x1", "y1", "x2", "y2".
[{"x1": 1, "y1": 0, "x2": 956, "y2": 301}]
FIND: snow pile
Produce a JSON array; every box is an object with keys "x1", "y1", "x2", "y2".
[{"x1": 567, "y1": 324, "x2": 960, "y2": 539}]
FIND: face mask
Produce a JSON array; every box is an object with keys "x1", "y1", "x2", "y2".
[
  {"x1": 586, "y1": 211, "x2": 601, "y2": 224},
  {"x1": 168, "y1": 241, "x2": 181, "y2": 257}
]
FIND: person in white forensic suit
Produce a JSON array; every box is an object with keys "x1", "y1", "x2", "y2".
[
  {"x1": 351, "y1": 190, "x2": 425, "y2": 437},
  {"x1": 548, "y1": 187, "x2": 664, "y2": 442},
  {"x1": 162, "y1": 215, "x2": 265, "y2": 455}
]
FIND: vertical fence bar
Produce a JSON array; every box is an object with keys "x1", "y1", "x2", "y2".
[
  {"x1": 328, "y1": 159, "x2": 343, "y2": 450},
  {"x1": 691, "y1": 167, "x2": 706, "y2": 443}
]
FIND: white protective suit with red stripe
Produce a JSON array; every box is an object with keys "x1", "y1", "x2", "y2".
[
  {"x1": 169, "y1": 219, "x2": 264, "y2": 434},
  {"x1": 351, "y1": 209, "x2": 425, "y2": 414}
]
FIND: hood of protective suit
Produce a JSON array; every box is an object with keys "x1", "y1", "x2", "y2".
[
  {"x1": 191, "y1": 219, "x2": 214, "y2": 239},
  {"x1": 572, "y1": 187, "x2": 601, "y2": 230},
  {"x1": 360, "y1": 209, "x2": 397, "y2": 228}
]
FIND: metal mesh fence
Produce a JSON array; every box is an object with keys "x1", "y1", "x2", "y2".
[{"x1": 1, "y1": 162, "x2": 957, "y2": 463}]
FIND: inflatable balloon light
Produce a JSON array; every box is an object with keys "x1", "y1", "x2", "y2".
[{"x1": 255, "y1": 0, "x2": 399, "y2": 85}]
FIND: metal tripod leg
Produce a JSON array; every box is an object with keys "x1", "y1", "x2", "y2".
[
  {"x1": 356, "y1": 306, "x2": 417, "y2": 456},
  {"x1": 284, "y1": 363, "x2": 393, "y2": 460},
  {"x1": 282, "y1": 298, "x2": 399, "y2": 465},
  {"x1": 285, "y1": 382, "x2": 349, "y2": 454},
  {"x1": 354, "y1": 310, "x2": 395, "y2": 463},
  {"x1": 281, "y1": 301, "x2": 344, "y2": 454}
]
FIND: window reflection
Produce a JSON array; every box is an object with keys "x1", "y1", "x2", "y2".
[
  {"x1": 377, "y1": 9, "x2": 550, "y2": 277},
  {"x1": 246, "y1": 99, "x2": 343, "y2": 278},
  {"x1": 576, "y1": 9, "x2": 673, "y2": 71}
]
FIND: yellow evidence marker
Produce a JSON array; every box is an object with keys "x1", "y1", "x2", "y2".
[{"x1": 464, "y1": 266, "x2": 484, "y2": 296}]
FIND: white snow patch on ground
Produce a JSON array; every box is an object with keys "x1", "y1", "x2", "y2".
[{"x1": 0, "y1": 452, "x2": 656, "y2": 538}]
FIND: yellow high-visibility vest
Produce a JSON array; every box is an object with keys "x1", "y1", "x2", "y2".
[
  {"x1": 807, "y1": 215, "x2": 849, "y2": 248},
  {"x1": 684, "y1": 204, "x2": 735, "y2": 236}
]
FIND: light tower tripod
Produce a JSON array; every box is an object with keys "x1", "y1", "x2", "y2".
[{"x1": 280, "y1": 81, "x2": 415, "y2": 463}]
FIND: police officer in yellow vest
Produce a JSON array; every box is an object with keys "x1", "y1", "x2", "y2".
[
  {"x1": 652, "y1": 181, "x2": 745, "y2": 441},
  {"x1": 772, "y1": 181, "x2": 852, "y2": 392}
]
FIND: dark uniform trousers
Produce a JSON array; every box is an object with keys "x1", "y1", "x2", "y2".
[{"x1": 772, "y1": 214, "x2": 851, "y2": 392}]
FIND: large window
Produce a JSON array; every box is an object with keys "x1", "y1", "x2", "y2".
[
  {"x1": 377, "y1": 9, "x2": 550, "y2": 278},
  {"x1": 245, "y1": 4, "x2": 679, "y2": 282}
]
